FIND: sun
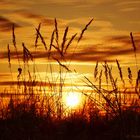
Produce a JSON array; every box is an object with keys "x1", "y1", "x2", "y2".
[{"x1": 65, "y1": 92, "x2": 80, "y2": 108}]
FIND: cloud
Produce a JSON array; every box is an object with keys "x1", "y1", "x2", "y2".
[
  {"x1": 0, "y1": 80, "x2": 72, "y2": 87},
  {"x1": 74, "y1": 45, "x2": 133, "y2": 62},
  {"x1": 16, "y1": 10, "x2": 42, "y2": 19},
  {"x1": 0, "y1": 16, "x2": 20, "y2": 32},
  {"x1": 0, "y1": 73, "x2": 11, "y2": 78},
  {"x1": 120, "y1": 7, "x2": 138, "y2": 12},
  {"x1": 0, "y1": 43, "x2": 133, "y2": 63},
  {"x1": 67, "y1": 18, "x2": 112, "y2": 28},
  {"x1": 10, "y1": 10, "x2": 61, "y2": 26},
  {"x1": 116, "y1": 1, "x2": 140, "y2": 13},
  {"x1": 0, "y1": 0, "x2": 28, "y2": 11},
  {"x1": 32, "y1": 0, "x2": 113, "y2": 6},
  {"x1": 0, "y1": 49, "x2": 107, "y2": 63},
  {"x1": 116, "y1": 1, "x2": 140, "y2": 6},
  {"x1": 0, "y1": 0, "x2": 139, "y2": 63},
  {"x1": 1, "y1": 0, "x2": 139, "y2": 35},
  {"x1": 107, "y1": 33, "x2": 140, "y2": 49}
]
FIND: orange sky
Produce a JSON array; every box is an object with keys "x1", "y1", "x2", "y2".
[{"x1": 0, "y1": 0, "x2": 140, "y2": 91}]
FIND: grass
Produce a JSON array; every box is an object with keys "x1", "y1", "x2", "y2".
[
  {"x1": 0, "y1": 99, "x2": 139, "y2": 140},
  {"x1": 0, "y1": 19, "x2": 140, "y2": 140}
]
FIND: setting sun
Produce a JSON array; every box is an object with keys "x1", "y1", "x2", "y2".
[
  {"x1": 65, "y1": 92, "x2": 80, "y2": 108},
  {"x1": 0, "y1": 0, "x2": 140, "y2": 139}
]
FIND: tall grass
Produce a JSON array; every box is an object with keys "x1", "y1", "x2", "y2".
[{"x1": 0, "y1": 18, "x2": 139, "y2": 140}]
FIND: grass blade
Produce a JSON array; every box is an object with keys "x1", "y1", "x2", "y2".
[
  {"x1": 48, "y1": 29, "x2": 55, "y2": 58},
  {"x1": 53, "y1": 57, "x2": 71, "y2": 72},
  {"x1": 7, "y1": 44, "x2": 11, "y2": 68},
  {"x1": 36, "y1": 28, "x2": 47, "y2": 50},
  {"x1": 94, "y1": 61, "x2": 98, "y2": 81},
  {"x1": 130, "y1": 32, "x2": 136, "y2": 52},
  {"x1": 61, "y1": 26, "x2": 69, "y2": 54},
  {"x1": 78, "y1": 18, "x2": 93, "y2": 43},
  {"x1": 12, "y1": 24, "x2": 16, "y2": 49},
  {"x1": 55, "y1": 18, "x2": 59, "y2": 47},
  {"x1": 116, "y1": 59, "x2": 125, "y2": 85},
  {"x1": 64, "y1": 33, "x2": 77, "y2": 54},
  {"x1": 35, "y1": 23, "x2": 41, "y2": 48},
  {"x1": 22, "y1": 43, "x2": 33, "y2": 63}
]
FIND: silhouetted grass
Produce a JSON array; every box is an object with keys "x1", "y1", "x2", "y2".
[
  {"x1": 0, "y1": 98, "x2": 139, "y2": 140},
  {"x1": 0, "y1": 19, "x2": 139, "y2": 140}
]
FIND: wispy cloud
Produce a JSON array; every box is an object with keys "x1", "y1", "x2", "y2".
[
  {"x1": 0, "y1": 0, "x2": 140, "y2": 62},
  {"x1": 1, "y1": 38, "x2": 138, "y2": 63},
  {"x1": 119, "y1": 7, "x2": 138, "y2": 12},
  {"x1": 0, "y1": 80, "x2": 77, "y2": 87},
  {"x1": 0, "y1": 73, "x2": 11, "y2": 78},
  {"x1": 107, "y1": 33, "x2": 140, "y2": 47},
  {"x1": 0, "y1": 16, "x2": 20, "y2": 32},
  {"x1": 116, "y1": 1, "x2": 140, "y2": 6}
]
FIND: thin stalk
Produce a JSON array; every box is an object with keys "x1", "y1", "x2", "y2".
[{"x1": 130, "y1": 32, "x2": 138, "y2": 71}]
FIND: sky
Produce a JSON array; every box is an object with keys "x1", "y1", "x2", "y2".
[{"x1": 0, "y1": 0, "x2": 140, "y2": 92}]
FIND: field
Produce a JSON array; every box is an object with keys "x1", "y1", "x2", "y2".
[{"x1": 0, "y1": 19, "x2": 140, "y2": 140}]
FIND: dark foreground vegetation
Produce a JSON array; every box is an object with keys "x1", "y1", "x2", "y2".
[
  {"x1": 0, "y1": 19, "x2": 140, "y2": 140},
  {"x1": 0, "y1": 98, "x2": 139, "y2": 140}
]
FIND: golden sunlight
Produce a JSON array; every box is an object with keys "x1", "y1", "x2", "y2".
[{"x1": 65, "y1": 92, "x2": 81, "y2": 108}]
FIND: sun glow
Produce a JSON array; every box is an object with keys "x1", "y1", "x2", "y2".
[{"x1": 65, "y1": 92, "x2": 80, "y2": 108}]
